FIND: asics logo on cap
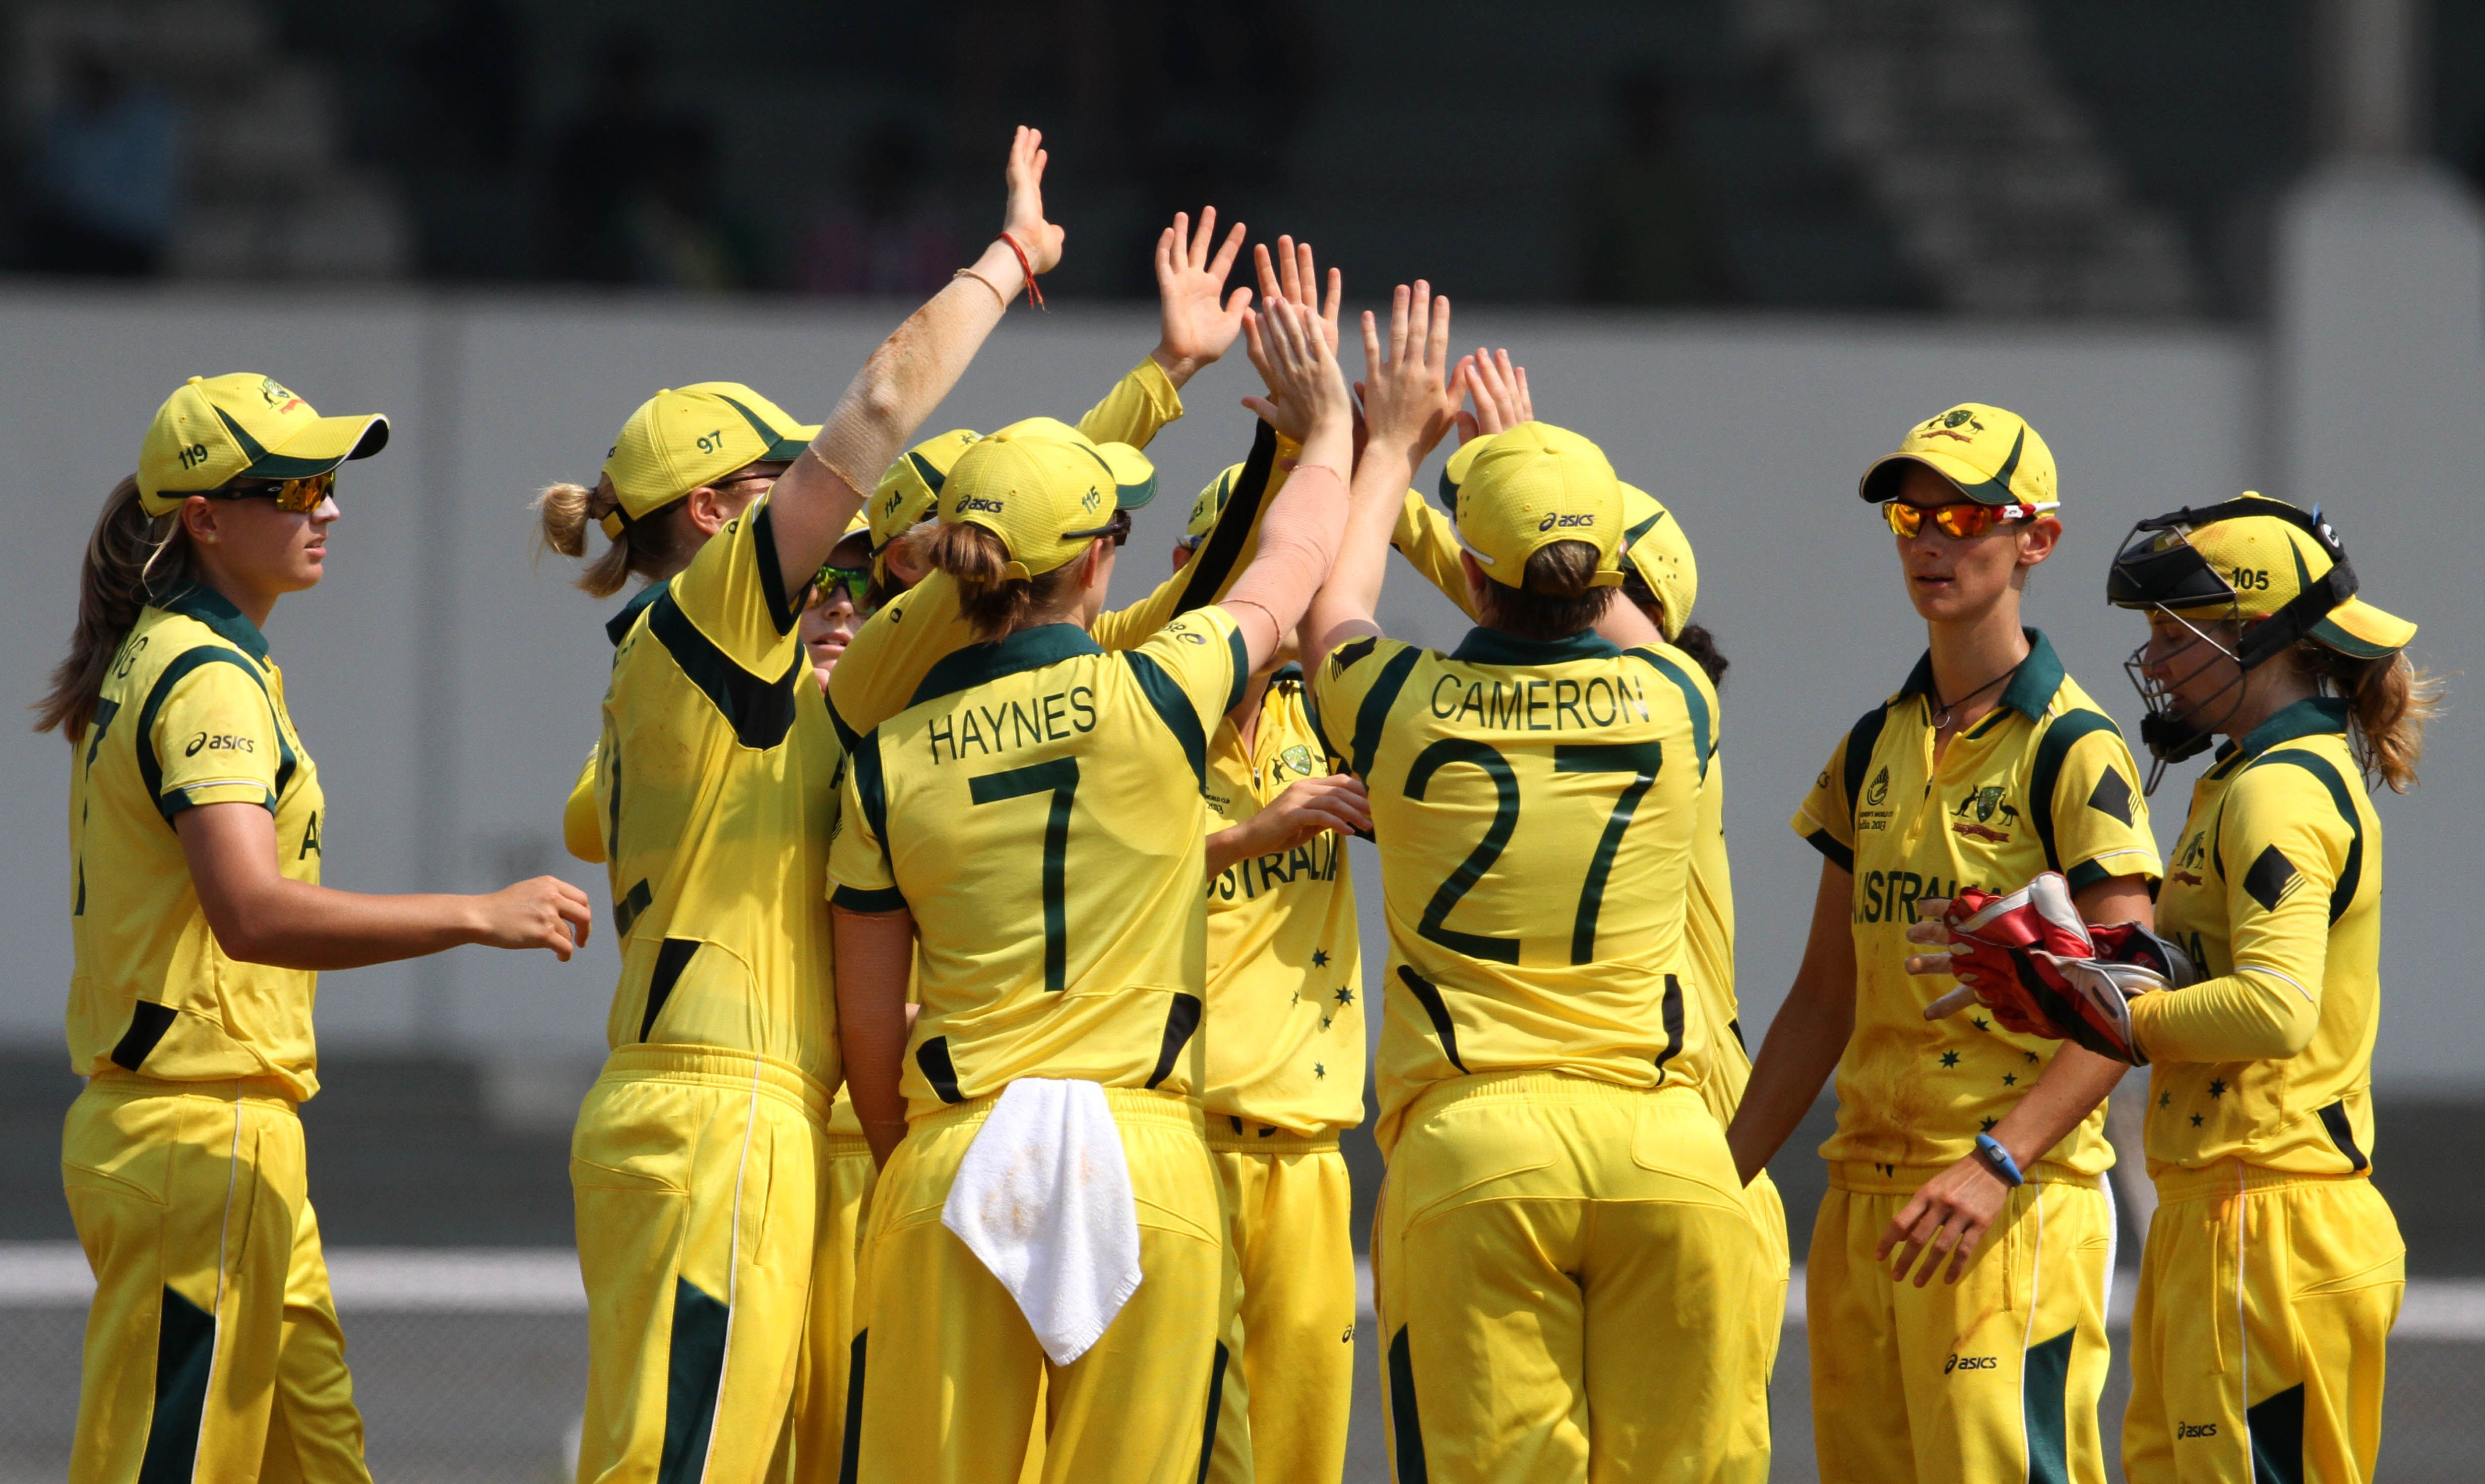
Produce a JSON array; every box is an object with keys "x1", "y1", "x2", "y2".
[
  {"x1": 1537, "y1": 512, "x2": 1596, "y2": 532},
  {"x1": 955, "y1": 494, "x2": 1006, "y2": 515}
]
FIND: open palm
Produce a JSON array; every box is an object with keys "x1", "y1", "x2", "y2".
[{"x1": 1154, "y1": 208, "x2": 1251, "y2": 381}]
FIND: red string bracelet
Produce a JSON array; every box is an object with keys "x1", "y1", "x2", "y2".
[{"x1": 997, "y1": 233, "x2": 1045, "y2": 309}]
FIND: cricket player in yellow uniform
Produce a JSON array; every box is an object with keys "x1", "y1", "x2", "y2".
[
  {"x1": 1387, "y1": 356, "x2": 1788, "y2": 1443},
  {"x1": 1301, "y1": 284, "x2": 1761, "y2": 1482},
  {"x1": 561, "y1": 512, "x2": 881, "y2": 1483},
  {"x1": 46, "y1": 375, "x2": 592, "y2": 1484},
  {"x1": 1729, "y1": 404, "x2": 2160, "y2": 1484},
  {"x1": 830, "y1": 292, "x2": 1354, "y2": 1482},
  {"x1": 1173, "y1": 467, "x2": 1373, "y2": 1484},
  {"x1": 536, "y1": 126, "x2": 1072, "y2": 1484},
  {"x1": 2096, "y1": 495, "x2": 2430, "y2": 1483}
]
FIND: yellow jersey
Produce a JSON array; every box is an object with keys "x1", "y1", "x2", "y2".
[
  {"x1": 1790, "y1": 632, "x2": 2160, "y2": 1177},
  {"x1": 1313, "y1": 627, "x2": 1718, "y2": 1156},
  {"x1": 589, "y1": 492, "x2": 845, "y2": 1088},
  {"x1": 1201, "y1": 666, "x2": 1363, "y2": 1135},
  {"x1": 1392, "y1": 492, "x2": 1750, "y2": 1120},
  {"x1": 65, "y1": 584, "x2": 328, "y2": 1099},
  {"x1": 562, "y1": 743, "x2": 602, "y2": 862},
  {"x1": 827, "y1": 423, "x2": 1292, "y2": 745},
  {"x1": 830, "y1": 609, "x2": 1248, "y2": 1121},
  {"x1": 2137, "y1": 698, "x2": 2384, "y2": 1178}
]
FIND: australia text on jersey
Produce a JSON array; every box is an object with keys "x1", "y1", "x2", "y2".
[
  {"x1": 1208, "y1": 830, "x2": 1343, "y2": 904},
  {"x1": 1425, "y1": 670, "x2": 1653, "y2": 730}
]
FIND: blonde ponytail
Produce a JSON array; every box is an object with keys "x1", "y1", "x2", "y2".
[
  {"x1": 535, "y1": 476, "x2": 671, "y2": 598},
  {"x1": 2307, "y1": 646, "x2": 2439, "y2": 792},
  {"x1": 35, "y1": 476, "x2": 194, "y2": 741}
]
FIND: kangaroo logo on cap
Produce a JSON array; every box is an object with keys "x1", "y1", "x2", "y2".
[
  {"x1": 259, "y1": 377, "x2": 302, "y2": 412},
  {"x1": 1923, "y1": 407, "x2": 1985, "y2": 443}
]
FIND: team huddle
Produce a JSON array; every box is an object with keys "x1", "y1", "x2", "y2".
[{"x1": 44, "y1": 128, "x2": 2433, "y2": 1484}]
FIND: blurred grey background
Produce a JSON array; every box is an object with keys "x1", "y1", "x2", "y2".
[{"x1": 1, "y1": 0, "x2": 2479, "y2": 1478}]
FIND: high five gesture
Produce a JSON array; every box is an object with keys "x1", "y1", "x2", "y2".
[{"x1": 1151, "y1": 208, "x2": 1251, "y2": 385}]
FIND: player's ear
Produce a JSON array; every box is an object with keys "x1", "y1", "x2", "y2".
[
  {"x1": 1459, "y1": 550, "x2": 1489, "y2": 610},
  {"x1": 2017, "y1": 514, "x2": 2062, "y2": 567},
  {"x1": 682, "y1": 485, "x2": 729, "y2": 538}
]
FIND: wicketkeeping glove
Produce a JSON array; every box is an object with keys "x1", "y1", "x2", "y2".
[{"x1": 1922, "y1": 872, "x2": 2195, "y2": 1065}]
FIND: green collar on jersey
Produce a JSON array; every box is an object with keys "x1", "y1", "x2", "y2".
[
  {"x1": 605, "y1": 579, "x2": 670, "y2": 647},
  {"x1": 1449, "y1": 627, "x2": 1621, "y2": 667},
  {"x1": 1896, "y1": 627, "x2": 2064, "y2": 722},
  {"x1": 157, "y1": 582, "x2": 269, "y2": 662},
  {"x1": 1267, "y1": 661, "x2": 1305, "y2": 688},
  {"x1": 2234, "y1": 695, "x2": 2350, "y2": 759},
  {"x1": 911, "y1": 623, "x2": 1105, "y2": 708}
]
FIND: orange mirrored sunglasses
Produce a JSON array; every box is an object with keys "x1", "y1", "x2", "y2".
[
  {"x1": 1882, "y1": 498, "x2": 2043, "y2": 540},
  {"x1": 211, "y1": 471, "x2": 336, "y2": 513}
]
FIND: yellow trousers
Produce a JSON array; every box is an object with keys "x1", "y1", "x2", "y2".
[
  {"x1": 1740, "y1": 1169, "x2": 1791, "y2": 1460},
  {"x1": 1806, "y1": 1164, "x2": 2116, "y2": 1484},
  {"x1": 62, "y1": 1071, "x2": 368, "y2": 1484},
  {"x1": 1374, "y1": 1073, "x2": 1765, "y2": 1484},
  {"x1": 776, "y1": 1133, "x2": 877, "y2": 1481},
  {"x1": 2123, "y1": 1165, "x2": 2402, "y2": 1484},
  {"x1": 572, "y1": 1044, "x2": 830, "y2": 1484},
  {"x1": 848, "y1": 1085, "x2": 1231, "y2": 1484},
  {"x1": 1203, "y1": 1126, "x2": 1357, "y2": 1484}
]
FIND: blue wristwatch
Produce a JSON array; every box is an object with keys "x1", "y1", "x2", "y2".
[{"x1": 1973, "y1": 1133, "x2": 2025, "y2": 1188}]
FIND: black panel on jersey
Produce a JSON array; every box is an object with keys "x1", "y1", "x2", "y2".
[{"x1": 647, "y1": 592, "x2": 802, "y2": 749}]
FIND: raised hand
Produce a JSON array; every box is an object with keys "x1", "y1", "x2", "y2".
[
  {"x1": 1454, "y1": 347, "x2": 1534, "y2": 444},
  {"x1": 1240, "y1": 293, "x2": 1352, "y2": 448},
  {"x1": 1001, "y1": 126, "x2": 1064, "y2": 277},
  {"x1": 1359, "y1": 282, "x2": 1460, "y2": 465},
  {"x1": 1254, "y1": 237, "x2": 1343, "y2": 354},
  {"x1": 1152, "y1": 208, "x2": 1251, "y2": 387}
]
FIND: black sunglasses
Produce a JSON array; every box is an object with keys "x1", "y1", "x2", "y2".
[
  {"x1": 1062, "y1": 508, "x2": 1133, "y2": 547},
  {"x1": 207, "y1": 471, "x2": 335, "y2": 513}
]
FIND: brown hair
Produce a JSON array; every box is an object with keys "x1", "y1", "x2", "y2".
[
  {"x1": 535, "y1": 476, "x2": 688, "y2": 598},
  {"x1": 35, "y1": 476, "x2": 196, "y2": 741},
  {"x1": 2300, "y1": 643, "x2": 2439, "y2": 793},
  {"x1": 1475, "y1": 541, "x2": 1614, "y2": 642},
  {"x1": 1674, "y1": 623, "x2": 1728, "y2": 689},
  {"x1": 923, "y1": 522, "x2": 1086, "y2": 643}
]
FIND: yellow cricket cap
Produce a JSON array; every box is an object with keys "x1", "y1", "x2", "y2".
[
  {"x1": 871, "y1": 428, "x2": 980, "y2": 563},
  {"x1": 937, "y1": 417, "x2": 1157, "y2": 580},
  {"x1": 1858, "y1": 402, "x2": 2060, "y2": 514},
  {"x1": 137, "y1": 374, "x2": 389, "y2": 516},
  {"x1": 1185, "y1": 463, "x2": 1246, "y2": 544},
  {"x1": 598, "y1": 382, "x2": 818, "y2": 539},
  {"x1": 1439, "y1": 422, "x2": 1626, "y2": 590},
  {"x1": 1619, "y1": 484, "x2": 1698, "y2": 640},
  {"x1": 2108, "y1": 492, "x2": 2415, "y2": 659}
]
